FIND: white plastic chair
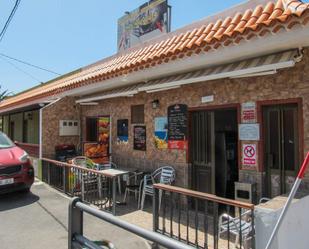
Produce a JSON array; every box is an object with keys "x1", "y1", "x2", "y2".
[
  {"x1": 139, "y1": 166, "x2": 175, "y2": 210},
  {"x1": 218, "y1": 210, "x2": 253, "y2": 248}
]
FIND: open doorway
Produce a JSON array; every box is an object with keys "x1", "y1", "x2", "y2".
[{"x1": 190, "y1": 108, "x2": 238, "y2": 199}]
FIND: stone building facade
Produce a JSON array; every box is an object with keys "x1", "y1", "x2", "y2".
[
  {"x1": 42, "y1": 97, "x2": 80, "y2": 158},
  {"x1": 73, "y1": 49, "x2": 309, "y2": 199}
]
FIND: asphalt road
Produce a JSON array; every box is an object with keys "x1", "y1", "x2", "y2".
[{"x1": 0, "y1": 180, "x2": 150, "y2": 249}]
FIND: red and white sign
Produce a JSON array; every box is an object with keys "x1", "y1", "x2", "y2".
[
  {"x1": 242, "y1": 144, "x2": 257, "y2": 166},
  {"x1": 241, "y1": 102, "x2": 256, "y2": 123}
]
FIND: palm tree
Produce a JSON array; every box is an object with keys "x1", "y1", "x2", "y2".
[{"x1": 0, "y1": 86, "x2": 12, "y2": 101}]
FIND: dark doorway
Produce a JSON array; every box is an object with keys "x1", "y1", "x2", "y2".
[
  {"x1": 263, "y1": 104, "x2": 299, "y2": 198},
  {"x1": 190, "y1": 108, "x2": 238, "y2": 199}
]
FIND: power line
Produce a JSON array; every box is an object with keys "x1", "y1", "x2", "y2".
[
  {"x1": 0, "y1": 53, "x2": 61, "y2": 76},
  {"x1": 0, "y1": 0, "x2": 21, "y2": 42},
  {"x1": 0, "y1": 55, "x2": 42, "y2": 83}
]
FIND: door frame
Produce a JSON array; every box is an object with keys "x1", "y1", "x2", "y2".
[
  {"x1": 257, "y1": 98, "x2": 304, "y2": 174},
  {"x1": 188, "y1": 103, "x2": 241, "y2": 192}
]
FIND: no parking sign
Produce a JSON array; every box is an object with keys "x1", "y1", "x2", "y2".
[{"x1": 242, "y1": 144, "x2": 257, "y2": 166}]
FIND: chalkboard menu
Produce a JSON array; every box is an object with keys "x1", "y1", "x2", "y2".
[
  {"x1": 168, "y1": 104, "x2": 188, "y2": 149},
  {"x1": 133, "y1": 125, "x2": 146, "y2": 151}
]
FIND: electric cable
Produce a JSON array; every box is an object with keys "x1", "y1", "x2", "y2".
[
  {"x1": 0, "y1": 55, "x2": 42, "y2": 83},
  {"x1": 0, "y1": 53, "x2": 61, "y2": 76},
  {"x1": 0, "y1": 0, "x2": 22, "y2": 42}
]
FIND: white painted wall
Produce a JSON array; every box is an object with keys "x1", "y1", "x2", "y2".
[{"x1": 255, "y1": 195, "x2": 309, "y2": 249}]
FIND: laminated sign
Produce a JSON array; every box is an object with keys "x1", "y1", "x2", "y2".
[
  {"x1": 242, "y1": 144, "x2": 257, "y2": 167},
  {"x1": 241, "y1": 102, "x2": 256, "y2": 123}
]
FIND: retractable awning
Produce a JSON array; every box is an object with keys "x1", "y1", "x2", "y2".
[{"x1": 76, "y1": 49, "x2": 301, "y2": 103}]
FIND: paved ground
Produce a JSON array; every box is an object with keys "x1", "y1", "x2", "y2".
[{"x1": 0, "y1": 180, "x2": 151, "y2": 249}]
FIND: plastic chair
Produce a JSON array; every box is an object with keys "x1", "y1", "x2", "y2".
[
  {"x1": 72, "y1": 156, "x2": 96, "y2": 169},
  {"x1": 218, "y1": 210, "x2": 253, "y2": 248},
  {"x1": 259, "y1": 197, "x2": 271, "y2": 204},
  {"x1": 122, "y1": 171, "x2": 145, "y2": 204},
  {"x1": 139, "y1": 166, "x2": 175, "y2": 210}
]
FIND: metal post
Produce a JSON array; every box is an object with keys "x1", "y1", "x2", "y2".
[
  {"x1": 251, "y1": 209, "x2": 256, "y2": 249},
  {"x1": 63, "y1": 166, "x2": 66, "y2": 193},
  {"x1": 98, "y1": 175, "x2": 102, "y2": 199},
  {"x1": 153, "y1": 187, "x2": 159, "y2": 232},
  {"x1": 47, "y1": 162, "x2": 51, "y2": 185},
  {"x1": 81, "y1": 175, "x2": 85, "y2": 201},
  {"x1": 112, "y1": 177, "x2": 116, "y2": 215},
  {"x1": 68, "y1": 197, "x2": 83, "y2": 249}
]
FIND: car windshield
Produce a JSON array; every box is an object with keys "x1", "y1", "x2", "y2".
[{"x1": 0, "y1": 132, "x2": 15, "y2": 149}]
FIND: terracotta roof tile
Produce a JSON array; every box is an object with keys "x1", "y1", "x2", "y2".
[
  {"x1": 1, "y1": 0, "x2": 309, "y2": 110},
  {"x1": 194, "y1": 23, "x2": 213, "y2": 46}
]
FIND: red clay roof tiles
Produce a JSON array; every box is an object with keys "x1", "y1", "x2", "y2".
[{"x1": 1, "y1": 0, "x2": 309, "y2": 111}]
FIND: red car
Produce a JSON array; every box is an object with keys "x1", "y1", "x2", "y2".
[{"x1": 0, "y1": 132, "x2": 34, "y2": 194}]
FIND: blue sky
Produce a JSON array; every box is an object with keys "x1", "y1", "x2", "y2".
[{"x1": 0, "y1": 0, "x2": 244, "y2": 94}]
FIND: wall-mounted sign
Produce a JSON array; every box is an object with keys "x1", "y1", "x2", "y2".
[
  {"x1": 117, "y1": 0, "x2": 170, "y2": 52},
  {"x1": 133, "y1": 125, "x2": 146, "y2": 151},
  {"x1": 154, "y1": 117, "x2": 168, "y2": 149},
  {"x1": 117, "y1": 119, "x2": 129, "y2": 144},
  {"x1": 201, "y1": 95, "x2": 214, "y2": 103},
  {"x1": 83, "y1": 142, "x2": 108, "y2": 164},
  {"x1": 168, "y1": 104, "x2": 188, "y2": 150},
  {"x1": 242, "y1": 144, "x2": 257, "y2": 167},
  {"x1": 241, "y1": 102, "x2": 256, "y2": 123},
  {"x1": 239, "y1": 123, "x2": 260, "y2": 141}
]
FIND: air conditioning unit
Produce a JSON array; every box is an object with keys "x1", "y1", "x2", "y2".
[{"x1": 59, "y1": 120, "x2": 79, "y2": 136}]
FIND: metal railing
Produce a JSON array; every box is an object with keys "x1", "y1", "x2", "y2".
[
  {"x1": 153, "y1": 184, "x2": 255, "y2": 249},
  {"x1": 42, "y1": 158, "x2": 114, "y2": 212},
  {"x1": 69, "y1": 197, "x2": 195, "y2": 249}
]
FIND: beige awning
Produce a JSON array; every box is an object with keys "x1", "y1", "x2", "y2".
[{"x1": 76, "y1": 49, "x2": 300, "y2": 103}]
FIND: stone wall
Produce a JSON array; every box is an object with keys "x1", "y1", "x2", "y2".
[
  {"x1": 79, "y1": 49, "x2": 309, "y2": 197},
  {"x1": 42, "y1": 97, "x2": 80, "y2": 158}
]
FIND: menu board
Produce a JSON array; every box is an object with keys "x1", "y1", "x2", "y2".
[
  {"x1": 133, "y1": 125, "x2": 146, "y2": 151},
  {"x1": 168, "y1": 104, "x2": 188, "y2": 149}
]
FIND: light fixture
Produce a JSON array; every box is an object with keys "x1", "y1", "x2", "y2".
[{"x1": 151, "y1": 99, "x2": 160, "y2": 109}]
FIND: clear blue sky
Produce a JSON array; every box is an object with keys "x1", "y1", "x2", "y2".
[{"x1": 0, "y1": 0, "x2": 244, "y2": 94}]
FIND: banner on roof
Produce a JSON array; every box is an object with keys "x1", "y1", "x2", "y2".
[{"x1": 117, "y1": 0, "x2": 170, "y2": 52}]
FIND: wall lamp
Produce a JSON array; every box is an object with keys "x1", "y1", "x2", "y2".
[{"x1": 151, "y1": 99, "x2": 160, "y2": 109}]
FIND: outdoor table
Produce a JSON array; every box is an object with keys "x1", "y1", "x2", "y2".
[{"x1": 99, "y1": 168, "x2": 129, "y2": 215}]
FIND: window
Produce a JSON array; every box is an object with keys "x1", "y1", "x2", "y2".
[
  {"x1": 86, "y1": 117, "x2": 98, "y2": 142},
  {"x1": 131, "y1": 105, "x2": 144, "y2": 124}
]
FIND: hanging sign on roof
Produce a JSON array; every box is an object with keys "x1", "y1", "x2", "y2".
[{"x1": 117, "y1": 0, "x2": 170, "y2": 52}]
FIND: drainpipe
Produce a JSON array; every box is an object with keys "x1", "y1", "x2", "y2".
[
  {"x1": 39, "y1": 98, "x2": 62, "y2": 159},
  {"x1": 39, "y1": 108, "x2": 43, "y2": 159}
]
